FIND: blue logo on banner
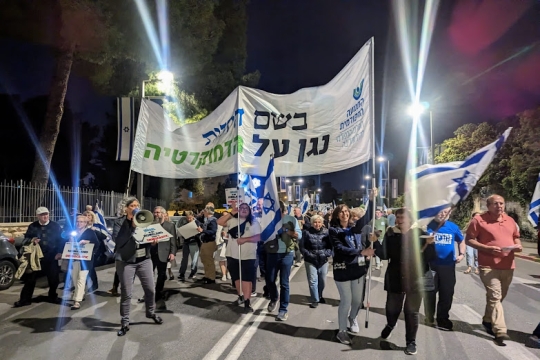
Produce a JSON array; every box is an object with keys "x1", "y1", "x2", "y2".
[{"x1": 352, "y1": 79, "x2": 364, "y2": 100}]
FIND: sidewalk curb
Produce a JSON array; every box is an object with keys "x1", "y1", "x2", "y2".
[{"x1": 515, "y1": 253, "x2": 540, "y2": 263}]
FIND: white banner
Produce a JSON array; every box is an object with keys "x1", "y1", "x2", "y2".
[{"x1": 131, "y1": 38, "x2": 373, "y2": 178}]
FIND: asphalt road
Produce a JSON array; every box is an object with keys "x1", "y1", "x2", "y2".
[{"x1": 0, "y1": 257, "x2": 539, "y2": 360}]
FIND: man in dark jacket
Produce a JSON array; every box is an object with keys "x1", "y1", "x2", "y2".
[
  {"x1": 138, "y1": 206, "x2": 177, "y2": 307},
  {"x1": 15, "y1": 207, "x2": 63, "y2": 307},
  {"x1": 198, "y1": 205, "x2": 218, "y2": 284}
]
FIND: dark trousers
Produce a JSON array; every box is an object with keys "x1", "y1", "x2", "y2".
[
  {"x1": 113, "y1": 271, "x2": 120, "y2": 290},
  {"x1": 88, "y1": 256, "x2": 99, "y2": 290},
  {"x1": 424, "y1": 264, "x2": 456, "y2": 322},
  {"x1": 151, "y1": 252, "x2": 168, "y2": 301},
  {"x1": 19, "y1": 258, "x2": 59, "y2": 303},
  {"x1": 534, "y1": 322, "x2": 540, "y2": 337},
  {"x1": 386, "y1": 292, "x2": 423, "y2": 343},
  {"x1": 257, "y1": 241, "x2": 266, "y2": 277},
  {"x1": 266, "y1": 251, "x2": 294, "y2": 312}
]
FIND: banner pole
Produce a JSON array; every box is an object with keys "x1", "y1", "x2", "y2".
[
  {"x1": 365, "y1": 36, "x2": 376, "y2": 329},
  {"x1": 237, "y1": 184, "x2": 242, "y2": 297}
]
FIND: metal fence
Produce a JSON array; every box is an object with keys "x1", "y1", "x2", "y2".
[{"x1": 0, "y1": 180, "x2": 166, "y2": 223}]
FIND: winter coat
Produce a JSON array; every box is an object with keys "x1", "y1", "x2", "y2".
[{"x1": 300, "y1": 226, "x2": 333, "y2": 269}]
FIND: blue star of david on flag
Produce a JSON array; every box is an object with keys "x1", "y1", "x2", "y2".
[{"x1": 263, "y1": 191, "x2": 276, "y2": 214}]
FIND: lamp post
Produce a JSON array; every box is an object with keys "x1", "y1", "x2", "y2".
[
  {"x1": 136, "y1": 71, "x2": 175, "y2": 205},
  {"x1": 377, "y1": 156, "x2": 390, "y2": 201},
  {"x1": 408, "y1": 102, "x2": 434, "y2": 164}
]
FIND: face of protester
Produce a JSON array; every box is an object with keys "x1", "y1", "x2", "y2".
[
  {"x1": 37, "y1": 212, "x2": 49, "y2": 225},
  {"x1": 239, "y1": 204, "x2": 251, "y2": 219},
  {"x1": 350, "y1": 214, "x2": 360, "y2": 223},
  {"x1": 153, "y1": 208, "x2": 165, "y2": 222},
  {"x1": 86, "y1": 213, "x2": 94, "y2": 223},
  {"x1": 126, "y1": 201, "x2": 140, "y2": 216},
  {"x1": 312, "y1": 218, "x2": 323, "y2": 231},
  {"x1": 187, "y1": 214, "x2": 194, "y2": 222},
  {"x1": 338, "y1": 207, "x2": 350, "y2": 225},
  {"x1": 396, "y1": 212, "x2": 411, "y2": 230},
  {"x1": 294, "y1": 208, "x2": 302, "y2": 217},
  {"x1": 487, "y1": 196, "x2": 505, "y2": 217},
  {"x1": 434, "y1": 208, "x2": 451, "y2": 223},
  {"x1": 76, "y1": 216, "x2": 88, "y2": 232},
  {"x1": 376, "y1": 210, "x2": 382, "y2": 219}
]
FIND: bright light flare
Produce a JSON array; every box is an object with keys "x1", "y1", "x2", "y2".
[
  {"x1": 377, "y1": 156, "x2": 387, "y2": 162},
  {"x1": 156, "y1": 70, "x2": 174, "y2": 94},
  {"x1": 407, "y1": 102, "x2": 427, "y2": 118}
]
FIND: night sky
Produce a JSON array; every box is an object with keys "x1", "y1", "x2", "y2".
[{"x1": 1, "y1": 0, "x2": 540, "y2": 193}]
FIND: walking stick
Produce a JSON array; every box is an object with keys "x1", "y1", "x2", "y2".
[{"x1": 365, "y1": 185, "x2": 377, "y2": 328}]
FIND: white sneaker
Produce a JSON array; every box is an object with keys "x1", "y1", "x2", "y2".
[
  {"x1": 227, "y1": 274, "x2": 231, "y2": 280},
  {"x1": 348, "y1": 317, "x2": 360, "y2": 333},
  {"x1": 221, "y1": 275, "x2": 227, "y2": 281}
]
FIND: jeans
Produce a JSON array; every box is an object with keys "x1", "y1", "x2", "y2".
[
  {"x1": 386, "y1": 292, "x2": 422, "y2": 343},
  {"x1": 257, "y1": 241, "x2": 266, "y2": 278},
  {"x1": 466, "y1": 246, "x2": 478, "y2": 268},
  {"x1": 116, "y1": 259, "x2": 155, "y2": 326},
  {"x1": 424, "y1": 264, "x2": 456, "y2": 322},
  {"x1": 151, "y1": 252, "x2": 168, "y2": 301},
  {"x1": 305, "y1": 262, "x2": 328, "y2": 303},
  {"x1": 335, "y1": 276, "x2": 365, "y2": 331},
  {"x1": 479, "y1": 268, "x2": 513, "y2": 336},
  {"x1": 266, "y1": 251, "x2": 294, "y2": 312},
  {"x1": 179, "y1": 242, "x2": 200, "y2": 276},
  {"x1": 19, "y1": 257, "x2": 59, "y2": 303}
]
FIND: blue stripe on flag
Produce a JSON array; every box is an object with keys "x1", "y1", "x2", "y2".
[
  {"x1": 418, "y1": 203, "x2": 451, "y2": 221},
  {"x1": 415, "y1": 166, "x2": 457, "y2": 180},
  {"x1": 261, "y1": 209, "x2": 282, "y2": 241},
  {"x1": 530, "y1": 198, "x2": 540, "y2": 211}
]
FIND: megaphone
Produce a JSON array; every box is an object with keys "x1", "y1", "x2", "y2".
[{"x1": 133, "y1": 208, "x2": 154, "y2": 228}]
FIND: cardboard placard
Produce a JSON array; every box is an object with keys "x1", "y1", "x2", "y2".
[
  {"x1": 133, "y1": 224, "x2": 173, "y2": 244},
  {"x1": 62, "y1": 242, "x2": 94, "y2": 261}
]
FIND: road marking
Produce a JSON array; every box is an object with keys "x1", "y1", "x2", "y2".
[
  {"x1": 4, "y1": 303, "x2": 44, "y2": 321},
  {"x1": 224, "y1": 264, "x2": 303, "y2": 360},
  {"x1": 203, "y1": 262, "x2": 302, "y2": 360},
  {"x1": 451, "y1": 304, "x2": 539, "y2": 360}
]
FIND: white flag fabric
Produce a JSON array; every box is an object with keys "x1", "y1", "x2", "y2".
[
  {"x1": 116, "y1": 97, "x2": 135, "y2": 161},
  {"x1": 528, "y1": 173, "x2": 540, "y2": 227},
  {"x1": 413, "y1": 128, "x2": 512, "y2": 225},
  {"x1": 298, "y1": 194, "x2": 311, "y2": 215},
  {"x1": 259, "y1": 158, "x2": 282, "y2": 241},
  {"x1": 131, "y1": 38, "x2": 374, "y2": 178}
]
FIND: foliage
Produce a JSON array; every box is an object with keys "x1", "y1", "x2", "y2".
[
  {"x1": 393, "y1": 194, "x2": 405, "y2": 208},
  {"x1": 434, "y1": 108, "x2": 540, "y2": 225}
]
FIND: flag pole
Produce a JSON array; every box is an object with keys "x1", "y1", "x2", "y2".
[
  {"x1": 237, "y1": 173, "x2": 243, "y2": 297},
  {"x1": 365, "y1": 36, "x2": 376, "y2": 329}
]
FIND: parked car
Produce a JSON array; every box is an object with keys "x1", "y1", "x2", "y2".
[{"x1": 0, "y1": 230, "x2": 20, "y2": 290}]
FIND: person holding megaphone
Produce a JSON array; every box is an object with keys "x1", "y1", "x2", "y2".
[{"x1": 113, "y1": 196, "x2": 163, "y2": 336}]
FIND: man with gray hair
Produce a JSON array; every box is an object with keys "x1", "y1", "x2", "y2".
[
  {"x1": 14, "y1": 207, "x2": 63, "y2": 307},
  {"x1": 139, "y1": 206, "x2": 177, "y2": 308}
]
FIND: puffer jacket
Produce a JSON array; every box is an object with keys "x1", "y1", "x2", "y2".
[{"x1": 300, "y1": 226, "x2": 333, "y2": 269}]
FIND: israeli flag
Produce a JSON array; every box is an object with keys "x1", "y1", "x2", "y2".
[
  {"x1": 238, "y1": 173, "x2": 260, "y2": 207},
  {"x1": 298, "y1": 194, "x2": 310, "y2": 215},
  {"x1": 528, "y1": 173, "x2": 540, "y2": 227},
  {"x1": 413, "y1": 127, "x2": 512, "y2": 225},
  {"x1": 94, "y1": 200, "x2": 105, "y2": 225},
  {"x1": 259, "y1": 158, "x2": 282, "y2": 241},
  {"x1": 116, "y1": 97, "x2": 135, "y2": 161}
]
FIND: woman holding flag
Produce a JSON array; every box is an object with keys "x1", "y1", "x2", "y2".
[
  {"x1": 329, "y1": 188, "x2": 376, "y2": 345},
  {"x1": 218, "y1": 201, "x2": 261, "y2": 312}
]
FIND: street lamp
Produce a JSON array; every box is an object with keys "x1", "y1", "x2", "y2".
[
  {"x1": 364, "y1": 175, "x2": 371, "y2": 180},
  {"x1": 377, "y1": 156, "x2": 390, "y2": 201},
  {"x1": 407, "y1": 101, "x2": 434, "y2": 164}
]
